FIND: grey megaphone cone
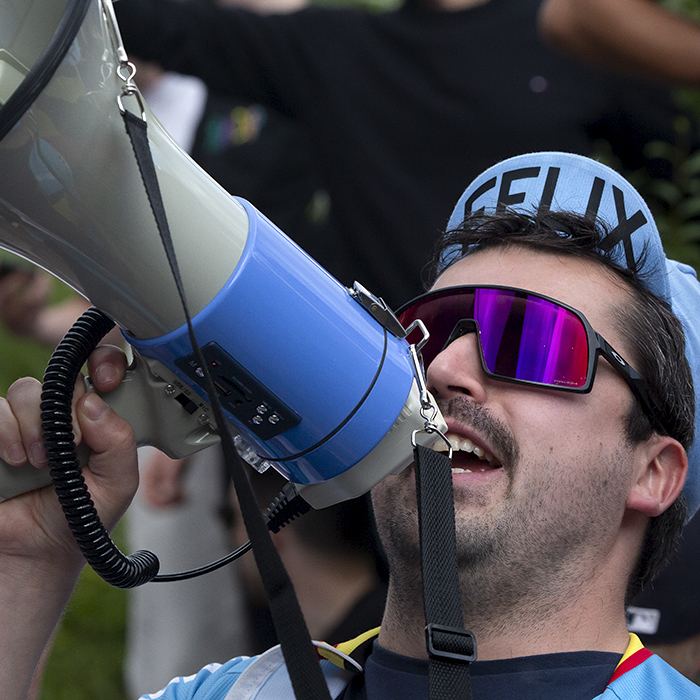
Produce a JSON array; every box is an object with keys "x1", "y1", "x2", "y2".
[{"x1": 0, "y1": 0, "x2": 249, "y2": 339}]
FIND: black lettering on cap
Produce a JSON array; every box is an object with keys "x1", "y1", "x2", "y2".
[
  {"x1": 598, "y1": 185, "x2": 647, "y2": 268},
  {"x1": 538, "y1": 167, "x2": 561, "y2": 214},
  {"x1": 585, "y1": 177, "x2": 605, "y2": 220},
  {"x1": 463, "y1": 177, "x2": 497, "y2": 216},
  {"x1": 496, "y1": 167, "x2": 541, "y2": 212}
]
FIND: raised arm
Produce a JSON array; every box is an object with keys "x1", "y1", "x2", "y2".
[
  {"x1": 539, "y1": 0, "x2": 700, "y2": 86},
  {"x1": 0, "y1": 346, "x2": 138, "y2": 700}
]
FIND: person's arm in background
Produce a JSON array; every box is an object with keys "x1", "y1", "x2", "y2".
[
  {"x1": 0, "y1": 347, "x2": 138, "y2": 700},
  {"x1": 539, "y1": 0, "x2": 700, "y2": 86},
  {"x1": 113, "y1": 0, "x2": 321, "y2": 115},
  {"x1": 0, "y1": 270, "x2": 124, "y2": 347}
]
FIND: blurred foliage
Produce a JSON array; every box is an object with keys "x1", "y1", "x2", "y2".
[
  {"x1": 631, "y1": 0, "x2": 700, "y2": 271},
  {"x1": 600, "y1": 109, "x2": 700, "y2": 273},
  {"x1": 639, "y1": 116, "x2": 700, "y2": 271},
  {"x1": 0, "y1": 319, "x2": 53, "y2": 394},
  {"x1": 662, "y1": 0, "x2": 700, "y2": 21}
]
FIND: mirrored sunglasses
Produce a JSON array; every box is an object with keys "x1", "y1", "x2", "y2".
[{"x1": 397, "y1": 285, "x2": 666, "y2": 432}]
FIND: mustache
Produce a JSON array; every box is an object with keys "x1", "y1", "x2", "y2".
[{"x1": 437, "y1": 397, "x2": 519, "y2": 468}]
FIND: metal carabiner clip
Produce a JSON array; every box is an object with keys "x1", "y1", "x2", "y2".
[
  {"x1": 402, "y1": 319, "x2": 451, "y2": 458},
  {"x1": 100, "y1": 0, "x2": 147, "y2": 121},
  {"x1": 115, "y1": 62, "x2": 146, "y2": 120},
  {"x1": 411, "y1": 425, "x2": 452, "y2": 460}
]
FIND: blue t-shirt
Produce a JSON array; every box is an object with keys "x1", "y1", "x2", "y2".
[
  {"x1": 139, "y1": 638, "x2": 700, "y2": 699},
  {"x1": 364, "y1": 642, "x2": 621, "y2": 700}
]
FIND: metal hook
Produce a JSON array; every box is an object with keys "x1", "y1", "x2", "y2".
[
  {"x1": 411, "y1": 426, "x2": 452, "y2": 460},
  {"x1": 100, "y1": 0, "x2": 147, "y2": 121}
]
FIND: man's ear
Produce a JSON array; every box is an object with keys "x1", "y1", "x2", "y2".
[{"x1": 626, "y1": 436, "x2": 688, "y2": 517}]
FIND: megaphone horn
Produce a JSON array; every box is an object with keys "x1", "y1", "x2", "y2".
[
  {"x1": 0, "y1": 0, "x2": 249, "y2": 338},
  {"x1": 0, "y1": 0, "x2": 444, "y2": 512}
]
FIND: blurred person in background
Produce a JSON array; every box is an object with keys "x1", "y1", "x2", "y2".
[
  {"x1": 226, "y1": 467, "x2": 388, "y2": 653},
  {"x1": 627, "y1": 513, "x2": 700, "y2": 682},
  {"x1": 115, "y1": 0, "x2": 696, "y2": 309},
  {"x1": 190, "y1": 0, "x2": 335, "y2": 251},
  {"x1": 539, "y1": 0, "x2": 700, "y2": 86}
]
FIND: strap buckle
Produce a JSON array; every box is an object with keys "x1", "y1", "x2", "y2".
[{"x1": 425, "y1": 623, "x2": 477, "y2": 663}]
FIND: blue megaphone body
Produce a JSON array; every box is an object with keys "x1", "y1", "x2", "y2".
[{"x1": 0, "y1": 0, "x2": 444, "y2": 509}]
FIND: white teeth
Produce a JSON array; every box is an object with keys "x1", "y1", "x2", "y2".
[
  {"x1": 461, "y1": 438, "x2": 475, "y2": 453},
  {"x1": 451, "y1": 468, "x2": 472, "y2": 474},
  {"x1": 434, "y1": 432, "x2": 499, "y2": 466}
]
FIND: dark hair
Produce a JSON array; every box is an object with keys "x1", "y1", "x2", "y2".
[{"x1": 429, "y1": 210, "x2": 695, "y2": 599}]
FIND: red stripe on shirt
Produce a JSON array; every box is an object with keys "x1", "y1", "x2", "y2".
[{"x1": 608, "y1": 648, "x2": 653, "y2": 685}]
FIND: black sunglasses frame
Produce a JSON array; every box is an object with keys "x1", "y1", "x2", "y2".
[{"x1": 397, "y1": 285, "x2": 667, "y2": 434}]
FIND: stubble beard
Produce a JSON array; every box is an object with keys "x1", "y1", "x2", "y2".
[{"x1": 374, "y1": 398, "x2": 634, "y2": 637}]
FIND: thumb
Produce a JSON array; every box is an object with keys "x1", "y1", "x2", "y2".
[{"x1": 76, "y1": 392, "x2": 139, "y2": 530}]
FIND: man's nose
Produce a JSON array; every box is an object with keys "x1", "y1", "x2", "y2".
[{"x1": 425, "y1": 329, "x2": 489, "y2": 404}]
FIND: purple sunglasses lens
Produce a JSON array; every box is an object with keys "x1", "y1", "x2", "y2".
[{"x1": 399, "y1": 288, "x2": 589, "y2": 389}]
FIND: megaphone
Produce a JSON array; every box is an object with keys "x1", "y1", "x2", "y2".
[{"x1": 0, "y1": 0, "x2": 445, "y2": 509}]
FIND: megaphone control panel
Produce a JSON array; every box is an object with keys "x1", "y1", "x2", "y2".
[{"x1": 175, "y1": 342, "x2": 301, "y2": 441}]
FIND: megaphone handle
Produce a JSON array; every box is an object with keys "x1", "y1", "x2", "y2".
[
  {"x1": 0, "y1": 319, "x2": 224, "y2": 505},
  {"x1": 0, "y1": 457, "x2": 53, "y2": 502},
  {"x1": 0, "y1": 306, "x2": 116, "y2": 504},
  {"x1": 87, "y1": 354, "x2": 222, "y2": 459},
  {"x1": 40, "y1": 307, "x2": 160, "y2": 588},
  {"x1": 0, "y1": 355, "x2": 222, "y2": 504}
]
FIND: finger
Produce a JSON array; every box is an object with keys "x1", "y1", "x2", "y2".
[
  {"x1": 86, "y1": 345, "x2": 129, "y2": 393},
  {"x1": 5, "y1": 377, "x2": 47, "y2": 468},
  {"x1": 75, "y1": 392, "x2": 138, "y2": 527},
  {"x1": 70, "y1": 374, "x2": 87, "y2": 447},
  {"x1": 72, "y1": 345, "x2": 128, "y2": 446},
  {"x1": 0, "y1": 396, "x2": 28, "y2": 466}
]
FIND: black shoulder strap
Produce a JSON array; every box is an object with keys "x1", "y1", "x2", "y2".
[
  {"x1": 415, "y1": 443, "x2": 476, "y2": 700},
  {"x1": 122, "y1": 107, "x2": 332, "y2": 700}
]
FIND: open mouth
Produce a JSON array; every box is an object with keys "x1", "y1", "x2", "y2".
[{"x1": 433, "y1": 433, "x2": 502, "y2": 473}]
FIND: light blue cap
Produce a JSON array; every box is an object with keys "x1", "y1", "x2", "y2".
[{"x1": 445, "y1": 151, "x2": 700, "y2": 518}]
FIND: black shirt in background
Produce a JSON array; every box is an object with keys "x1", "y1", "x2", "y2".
[{"x1": 117, "y1": 0, "x2": 689, "y2": 308}]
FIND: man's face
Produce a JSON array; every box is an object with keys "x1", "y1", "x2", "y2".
[{"x1": 372, "y1": 246, "x2": 645, "y2": 619}]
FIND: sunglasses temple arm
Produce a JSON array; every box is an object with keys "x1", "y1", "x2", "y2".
[{"x1": 597, "y1": 336, "x2": 668, "y2": 435}]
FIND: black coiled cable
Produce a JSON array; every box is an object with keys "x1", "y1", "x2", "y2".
[
  {"x1": 40, "y1": 306, "x2": 160, "y2": 589},
  {"x1": 265, "y1": 482, "x2": 311, "y2": 533},
  {"x1": 38, "y1": 306, "x2": 313, "y2": 588}
]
